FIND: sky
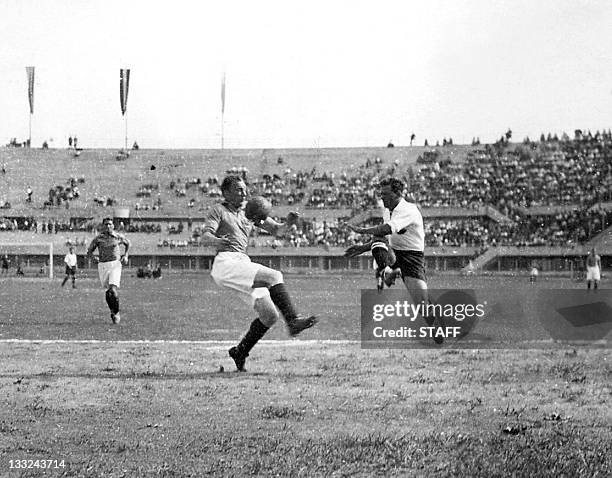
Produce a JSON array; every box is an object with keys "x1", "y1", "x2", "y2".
[{"x1": 1, "y1": 0, "x2": 611, "y2": 149}]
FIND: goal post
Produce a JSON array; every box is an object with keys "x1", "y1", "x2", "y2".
[{"x1": 0, "y1": 242, "x2": 54, "y2": 279}]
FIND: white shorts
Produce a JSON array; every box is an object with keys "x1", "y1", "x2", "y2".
[
  {"x1": 586, "y1": 266, "x2": 600, "y2": 281},
  {"x1": 98, "y1": 260, "x2": 122, "y2": 288},
  {"x1": 211, "y1": 252, "x2": 270, "y2": 306}
]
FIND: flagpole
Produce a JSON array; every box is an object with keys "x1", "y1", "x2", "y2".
[
  {"x1": 26, "y1": 66, "x2": 35, "y2": 148},
  {"x1": 221, "y1": 71, "x2": 226, "y2": 150},
  {"x1": 119, "y1": 68, "x2": 130, "y2": 154}
]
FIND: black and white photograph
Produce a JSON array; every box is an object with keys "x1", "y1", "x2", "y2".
[{"x1": 0, "y1": 0, "x2": 611, "y2": 476}]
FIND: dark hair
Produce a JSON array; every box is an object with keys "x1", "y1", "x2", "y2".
[
  {"x1": 221, "y1": 175, "x2": 245, "y2": 192},
  {"x1": 378, "y1": 177, "x2": 405, "y2": 195},
  {"x1": 102, "y1": 217, "x2": 113, "y2": 224}
]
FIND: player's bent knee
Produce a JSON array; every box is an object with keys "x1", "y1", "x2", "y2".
[
  {"x1": 254, "y1": 297, "x2": 279, "y2": 327},
  {"x1": 371, "y1": 237, "x2": 390, "y2": 269},
  {"x1": 269, "y1": 269, "x2": 283, "y2": 285},
  {"x1": 253, "y1": 267, "x2": 283, "y2": 288}
]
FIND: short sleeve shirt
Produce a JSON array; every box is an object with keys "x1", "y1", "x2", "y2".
[
  {"x1": 383, "y1": 198, "x2": 425, "y2": 252},
  {"x1": 202, "y1": 203, "x2": 253, "y2": 254},
  {"x1": 64, "y1": 253, "x2": 77, "y2": 267},
  {"x1": 586, "y1": 254, "x2": 601, "y2": 268},
  {"x1": 89, "y1": 232, "x2": 129, "y2": 262}
]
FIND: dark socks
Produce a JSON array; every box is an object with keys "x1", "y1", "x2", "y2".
[
  {"x1": 105, "y1": 288, "x2": 120, "y2": 314},
  {"x1": 235, "y1": 318, "x2": 269, "y2": 357},
  {"x1": 269, "y1": 283, "x2": 298, "y2": 321},
  {"x1": 371, "y1": 241, "x2": 391, "y2": 271}
]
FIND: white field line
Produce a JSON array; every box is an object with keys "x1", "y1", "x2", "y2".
[
  {"x1": 0, "y1": 339, "x2": 360, "y2": 346},
  {"x1": 0, "y1": 338, "x2": 604, "y2": 346}
]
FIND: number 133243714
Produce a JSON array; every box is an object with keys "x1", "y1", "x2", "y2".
[{"x1": 9, "y1": 459, "x2": 65, "y2": 469}]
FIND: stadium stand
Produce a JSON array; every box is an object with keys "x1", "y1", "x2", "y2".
[{"x1": 1, "y1": 131, "x2": 612, "y2": 273}]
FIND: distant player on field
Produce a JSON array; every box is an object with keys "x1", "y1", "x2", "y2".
[
  {"x1": 87, "y1": 218, "x2": 130, "y2": 323},
  {"x1": 585, "y1": 247, "x2": 601, "y2": 290},
  {"x1": 530, "y1": 262, "x2": 539, "y2": 284},
  {"x1": 344, "y1": 177, "x2": 444, "y2": 344},
  {"x1": 202, "y1": 175, "x2": 317, "y2": 372},
  {"x1": 1, "y1": 254, "x2": 9, "y2": 275},
  {"x1": 61, "y1": 246, "x2": 78, "y2": 288}
]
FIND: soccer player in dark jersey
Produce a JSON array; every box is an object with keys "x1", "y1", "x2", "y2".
[
  {"x1": 1, "y1": 254, "x2": 9, "y2": 275},
  {"x1": 202, "y1": 175, "x2": 317, "y2": 372},
  {"x1": 87, "y1": 217, "x2": 131, "y2": 324}
]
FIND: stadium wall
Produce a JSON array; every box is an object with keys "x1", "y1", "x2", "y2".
[{"x1": 3, "y1": 247, "x2": 608, "y2": 276}]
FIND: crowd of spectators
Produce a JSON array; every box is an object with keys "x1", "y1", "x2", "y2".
[
  {"x1": 4, "y1": 129, "x2": 612, "y2": 251},
  {"x1": 423, "y1": 206, "x2": 612, "y2": 248},
  {"x1": 131, "y1": 130, "x2": 612, "y2": 223},
  {"x1": 410, "y1": 130, "x2": 612, "y2": 211},
  {"x1": 44, "y1": 177, "x2": 85, "y2": 209},
  {"x1": 0, "y1": 217, "x2": 96, "y2": 233},
  {"x1": 250, "y1": 172, "x2": 307, "y2": 206}
]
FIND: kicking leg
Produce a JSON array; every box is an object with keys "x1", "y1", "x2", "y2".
[
  {"x1": 371, "y1": 238, "x2": 398, "y2": 290},
  {"x1": 253, "y1": 266, "x2": 317, "y2": 336}
]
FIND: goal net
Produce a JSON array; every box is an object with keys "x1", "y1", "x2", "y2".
[{"x1": 0, "y1": 242, "x2": 55, "y2": 279}]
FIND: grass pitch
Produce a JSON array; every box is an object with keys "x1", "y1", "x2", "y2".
[{"x1": 0, "y1": 272, "x2": 610, "y2": 476}]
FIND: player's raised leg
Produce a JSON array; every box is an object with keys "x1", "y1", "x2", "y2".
[
  {"x1": 371, "y1": 237, "x2": 399, "y2": 291},
  {"x1": 253, "y1": 266, "x2": 317, "y2": 336}
]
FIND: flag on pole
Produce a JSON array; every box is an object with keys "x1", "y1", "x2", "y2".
[
  {"x1": 120, "y1": 68, "x2": 130, "y2": 116},
  {"x1": 221, "y1": 72, "x2": 226, "y2": 114},
  {"x1": 26, "y1": 66, "x2": 35, "y2": 114}
]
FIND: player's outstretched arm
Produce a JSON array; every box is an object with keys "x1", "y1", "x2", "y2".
[
  {"x1": 259, "y1": 217, "x2": 283, "y2": 236},
  {"x1": 344, "y1": 241, "x2": 373, "y2": 258},
  {"x1": 347, "y1": 223, "x2": 392, "y2": 237},
  {"x1": 259, "y1": 211, "x2": 299, "y2": 237}
]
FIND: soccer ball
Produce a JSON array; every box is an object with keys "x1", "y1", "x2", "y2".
[{"x1": 244, "y1": 196, "x2": 272, "y2": 222}]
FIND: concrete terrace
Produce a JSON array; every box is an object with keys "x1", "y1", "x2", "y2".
[{"x1": 0, "y1": 145, "x2": 473, "y2": 219}]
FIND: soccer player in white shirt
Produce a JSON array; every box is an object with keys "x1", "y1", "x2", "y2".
[
  {"x1": 61, "y1": 246, "x2": 78, "y2": 288},
  {"x1": 345, "y1": 177, "x2": 443, "y2": 343},
  {"x1": 585, "y1": 247, "x2": 602, "y2": 290}
]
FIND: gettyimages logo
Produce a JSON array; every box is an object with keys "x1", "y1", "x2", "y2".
[
  {"x1": 371, "y1": 299, "x2": 485, "y2": 322},
  {"x1": 361, "y1": 289, "x2": 612, "y2": 349},
  {"x1": 362, "y1": 289, "x2": 482, "y2": 348}
]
